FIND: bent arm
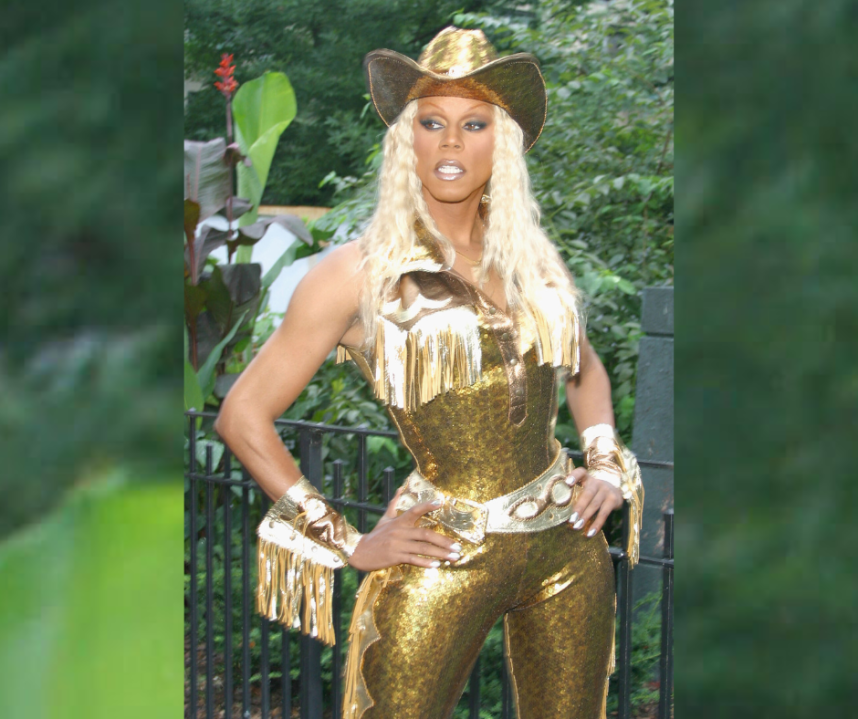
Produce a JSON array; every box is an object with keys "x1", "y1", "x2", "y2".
[
  {"x1": 565, "y1": 332, "x2": 615, "y2": 435},
  {"x1": 214, "y1": 243, "x2": 364, "y2": 501},
  {"x1": 564, "y1": 331, "x2": 644, "y2": 561}
]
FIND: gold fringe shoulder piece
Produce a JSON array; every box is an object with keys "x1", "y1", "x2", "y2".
[
  {"x1": 336, "y1": 344, "x2": 351, "y2": 364},
  {"x1": 529, "y1": 302, "x2": 581, "y2": 375},
  {"x1": 370, "y1": 305, "x2": 483, "y2": 412},
  {"x1": 256, "y1": 478, "x2": 362, "y2": 647}
]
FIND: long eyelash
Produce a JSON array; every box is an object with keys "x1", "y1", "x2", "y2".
[{"x1": 418, "y1": 118, "x2": 487, "y2": 130}]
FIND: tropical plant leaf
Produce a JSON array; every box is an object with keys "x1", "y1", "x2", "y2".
[
  {"x1": 200, "y1": 265, "x2": 262, "y2": 346},
  {"x1": 184, "y1": 358, "x2": 205, "y2": 413},
  {"x1": 184, "y1": 325, "x2": 205, "y2": 421},
  {"x1": 234, "y1": 245, "x2": 255, "y2": 264},
  {"x1": 184, "y1": 282, "x2": 208, "y2": 324},
  {"x1": 270, "y1": 214, "x2": 313, "y2": 244},
  {"x1": 183, "y1": 139, "x2": 230, "y2": 223},
  {"x1": 0, "y1": 472, "x2": 181, "y2": 718},
  {"x1": 223, "y1": 196, "x2": 254, "y2": 220},
  {"x1": 224, "y1": 142, "x2": 251, "y2": 167},
  {"x1": 214, "y1": 373, "x2": 241, "y2": 399},
  {"x1": 228, "y1": 214, "x2": 313, "y2": 261},
  {"x1": 195, "y1": 439, "x2": 225, "y2": 471},
  {"x1": 196, "y1": 310, "x2": 248, "y2": 399},
  {"x1": 225, "y1": 230, "x2": 262, "y2": 257},
  {"x1": 226, "y1": 215, "x2": 299, "y2": 258},
  {"x1": 233, "y1": 72, "x2": 297, "y2": 228},
  {"x1": 184, "y1": 199, "x2": 200, "y2": 245},
  {"x1": 184, "y1": 225, "x2": 231, "y2": 279},
  {"x1": 309, "y1": 222, "x2": 337, "y2": 245},
  {"x1": 193, "y1": 311, "x2": 221, "y2": 372},
  {"x1": 219, "y1": 264, "x2": 262, "y2": 305}
]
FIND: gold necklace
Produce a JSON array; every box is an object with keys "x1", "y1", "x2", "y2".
[{"x1": 455, "y1": 247, "x2": 483, "y2": 265}]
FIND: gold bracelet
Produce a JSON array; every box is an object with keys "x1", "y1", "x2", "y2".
[
  {"x1": 579, "y1": 424, "x2": 645, "y2": 567},
  {"x1": 256, "y1": 476, "x2": 363, "y2": 645}
]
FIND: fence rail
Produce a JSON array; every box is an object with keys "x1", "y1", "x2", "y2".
[{"x1": 185, "y1": 411, "x2": 673, "y2": 719}]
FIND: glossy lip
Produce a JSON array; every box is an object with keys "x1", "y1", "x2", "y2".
[{"x1": 434, "y1": 158, "x2": 465, "y2": 182}]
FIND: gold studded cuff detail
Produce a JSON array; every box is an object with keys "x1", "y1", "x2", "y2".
[
  {"x1": 580, "y1": 424, "x2": 645, "y2": 567},
  {"x1": 256, "y1": 477, "x2": 363, "y2": 646}
]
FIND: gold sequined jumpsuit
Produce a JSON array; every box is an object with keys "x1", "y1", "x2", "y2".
[{"x1": 337, "y1": 228, "x2": 616, "y2": 719}]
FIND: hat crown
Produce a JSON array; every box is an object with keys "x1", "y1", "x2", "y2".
[
  {"x1": 417, "y1": 27, "x2": 498, "y2": 78},
  {"x1": 364, "y1": 25, "x2": 546, "y2": 150}
]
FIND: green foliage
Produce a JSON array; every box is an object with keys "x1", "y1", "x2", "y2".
[
  {"x1": 1, "y1": 1, "x2": 184, "y2": 714},
  {"x1": 233, "y1": 71, "x2": 298, "y2": 230},
  {"x1": 1, "y1": 0, "x2": 182, "y2": 545},
  {"x1": 184, "y1": 69, "x2": 319, "y2": 407},
  {"x1": 606, "y1": 593, "x2": 663, "y2": 714},
  {"x1": 2, "y1": 471, "x2": 181, "y2": 718},
  {"x1": 676, "y1": 1, "x2": 855, "y2": 715}
]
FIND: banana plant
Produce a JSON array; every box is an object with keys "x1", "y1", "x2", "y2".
[
  {"x1": 183, "y1": 138, "x2": 312, "y2": 376},
  {"x1": 232, "y1": 70, "x2": 298, "y2": 262},
  {"x1": 183, "y1": 61, "x2": 318, "y2": 412}
]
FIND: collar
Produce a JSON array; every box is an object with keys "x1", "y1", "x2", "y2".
[
  {"x1": 400, "y1": 218, "x2": 452, "y2": 274},
  {"x1": 400, "y1": 197, "x2": 489, "y2": 274}
]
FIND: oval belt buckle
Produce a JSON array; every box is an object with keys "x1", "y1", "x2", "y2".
[{"x1": 437, "y1": 497, "x2": 488, "y2": 546}]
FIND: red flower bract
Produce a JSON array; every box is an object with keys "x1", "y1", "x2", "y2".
[{"x1": 214, "y1": 53, "x2": 238, "y2": 98}]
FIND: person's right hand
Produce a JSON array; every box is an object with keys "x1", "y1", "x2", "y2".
[{"x1": 347, "y1": 488, "x2": 463, "y2": 571}]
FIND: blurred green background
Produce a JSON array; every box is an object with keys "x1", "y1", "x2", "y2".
[
  {"x1": 675, "y1": 0, "x2": 856, "y2": 715},
  {"x1": 0, "y1": 0, "x2": 183, "y2": 716}
]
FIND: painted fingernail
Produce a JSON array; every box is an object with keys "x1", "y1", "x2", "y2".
[
  {"x1": 448, "y1": 552, "x2": 461, "y2": 561},
  {"x1": 573, "y1": 518, "x2": 585, "y2": 530},
  {"x1": 586, "y1": 527, "x2": 597, "y2": 537},
  {"x1": 450, "y1": 542, "x2": 462, "y2": 552},
  {"x1": 565, "y1": 475, "x2": 577, "y2": 486},
  {"x1": 568, "y1": 512, "x2": 579, "y2": 525},
  {"x1": 430, "y1": 560, "x2": 441, "y2": 568},
  {"x1": 431, "y1": 499, "x2": 443, "y2": 506}
]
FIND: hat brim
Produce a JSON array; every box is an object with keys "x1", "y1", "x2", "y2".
[{"x1": 364, "y1": 49, "x2": 547, "y2": 152}]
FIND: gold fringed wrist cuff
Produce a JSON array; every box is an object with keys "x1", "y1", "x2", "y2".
[
  {"x1": 256, "y1": 477, "x2": 363, "y2": 646},
  {"x1": 580, "y1": 424, "x2": 645, "y2": 567}
]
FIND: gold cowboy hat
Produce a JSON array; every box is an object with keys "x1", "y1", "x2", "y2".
[{"x1": 363, "y1": 26, "x2": 547, "y2": 151}]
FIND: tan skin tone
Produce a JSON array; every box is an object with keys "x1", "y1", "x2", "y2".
[{"x1": 215, "y1": 96, "x2": 622, "y2": 572}]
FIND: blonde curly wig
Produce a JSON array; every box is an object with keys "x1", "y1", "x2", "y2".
[{"x1": 356, "y1": 101, "x2": 582, "y2": 349}]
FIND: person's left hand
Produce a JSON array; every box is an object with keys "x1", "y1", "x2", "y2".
[{"x1": 565, "y1": 467, "x2": 624, "y2": 537}]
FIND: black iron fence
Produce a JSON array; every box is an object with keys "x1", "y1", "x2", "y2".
[{"x1": 185, "y1": 411, "x2": 674, "y2": 719}]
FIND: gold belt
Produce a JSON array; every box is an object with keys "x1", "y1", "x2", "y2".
[{"x1": 393, "y1": 441, "x2": 576, "y2": 545}]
